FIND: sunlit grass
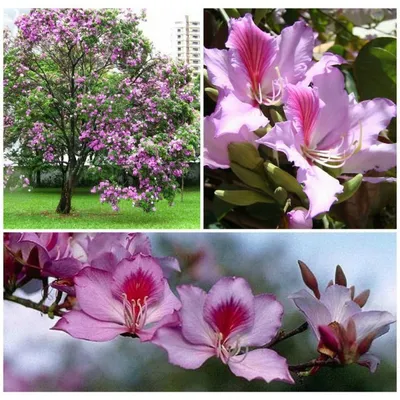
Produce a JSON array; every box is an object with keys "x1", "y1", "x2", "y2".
[{"x1": 4, "y1": 187, "x2": 200, "y2": 229}]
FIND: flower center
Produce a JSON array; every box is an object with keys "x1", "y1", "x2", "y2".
[
  {"x1": 301, "y1": 122, "x2": 363, "y2": 169},
  {"x1": 122, "y1": 293, "x2": 148, "y2": 332},
  {"x1": 251, "y1": 67, "x2": 284, "y2": 106},
  {"x1": 215, "y1": 332, "x2": 249, "y2": 364}
]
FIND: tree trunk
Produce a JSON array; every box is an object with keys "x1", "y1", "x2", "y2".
[
  {"x1": 56, "y1": 175, "x2": 74, "y2": 214},
  {"x1": 36, "y1": 170, "x2": 41, "y2": 187}
]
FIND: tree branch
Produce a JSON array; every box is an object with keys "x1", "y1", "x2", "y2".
[
  {"x1": 268, "y1": 322, "x2": 309, "y2": 347},
  {"x1": 289, "y1": 358, "x2": 340, "y2": 372},
  {"x1": 3, "y1": 293, "x2": 64, "y2": 318}
]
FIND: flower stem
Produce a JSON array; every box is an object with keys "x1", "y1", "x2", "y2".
[
  {"x1": 3, "y1": 292, "x2": 64, "y2": 318},
  {"x1": 289, "y1": 358, "x2": 341, "y2": 373}
]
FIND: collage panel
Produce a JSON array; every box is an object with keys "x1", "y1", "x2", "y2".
[
  {"x1": 3, "y1": 232, "x2": 396, "y2": 391},
  {"x1": 3, "y1": 8, "x2": 201, "y2": 230},
  {"x1": 204, "y1": 8, "x2": 397, "y2": 229}
]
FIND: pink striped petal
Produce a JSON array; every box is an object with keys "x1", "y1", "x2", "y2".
[{"x1": 204, "y1": 47, "x2": 233, "y2": 90}]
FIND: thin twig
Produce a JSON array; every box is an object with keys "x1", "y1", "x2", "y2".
[
  {"x1": 289, "y1": 358, "x2": 340, "y2": 372},
  {"x1": 268, "y1": 322, "x2": 309, "y2": 347},
  {"x1": 3, "y1": 293, "x2": 65, "y2": 318}
]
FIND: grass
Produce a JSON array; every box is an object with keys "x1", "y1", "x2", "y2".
[{"x1": 4, "y1": 187, "x2": 200, "y2": 229}]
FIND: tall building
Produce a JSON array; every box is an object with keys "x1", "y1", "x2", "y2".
[{"x1": 171, "y1": 15, "x2": 201, "y2": 73}]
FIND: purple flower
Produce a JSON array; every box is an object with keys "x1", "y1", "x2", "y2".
[
  {"x1": 257, "y1": 66, "x2": 396, "y2": 217},
  {"x1": 152, "y1": 277, "x2": 294, "y2": 384},
  {"x1": 290, "y1": 284, "x2": 395, "y2": 372},
  {"x1": 52, "y1": 254, "x2": 181, "y2": 342},
  {"x1": 205, "y1": 14, "x2": 315, "y2": 106}
]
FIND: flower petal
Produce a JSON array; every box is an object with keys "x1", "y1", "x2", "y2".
[
  {"x1": 287, "y1": 207, "x2": 313, "y2": 229},
  {"x1": 256, "y1": 121, "x2": 309, "y2": 171},
  {"x1": 111, "y1": 254, "x2": 164, "y2": 304},
  {"x1": 204, "y1": 47, "x2": 233, "y2": 90},
  {"x1": 43, "y1": 257, "x2": 82, "y2": 278},
  {"x1": 74, "y1": 267, "x2": 124, "y2": 324},
  {"x1": 156, "y1": 256, "x2": 181, "y2": 275},
  {"x1": 302, "y1": 52, "x2": 346, "y2": 86},
  {"x1": 357, "y1": 353, "x2": 381, "y2": 373},
  {"x1": 351, "y1": 310, "x2": 396, "y2": 342},
  {"x1": 240, "y1": 294, "x2": 283, "y2": 347},
  {"x1": 348, "y1": 98, "x2": 396, "y2": 148},
  {"x1": 341, "y1": 143, "x2": 397, "y2": 174},
  {"x1": 177, "y1": 284, "x2": 215, "y2": 347},
  {"x1": 226, "y1": 13, "x2": 277, "y2": 103},
  {"x1": 204, "y1": 115, "x2": 259, "y2": 169},
  {"x1": 319, "y1": 284, "x2": 361, "y2": 325},
  {"x1": 283, "y1": 84, "x2": 321, "y2": 147},
  {"x1": 213, "y1": 90, "x2": 269, "y2": 137},
  {"x1": 289, "y1": 289, "x2": 331, "y2": 338},
  {"x1": 152, "y1": 327, "x2": 215, "y2": 369},
  {"x1": 51, "y1": 310, "x2": 127, "y2": 342},
  {"x1": 274, "y1": 20, "x2": 315, "y2": 85},
  {"x1": 145, "y1": 279, "x2": 181, "y2": 326},
  {"x1": 204, "y1": 277, "x2": 255, "y2": 342},
  {"x1": 297, "y1": 164, "x2": 343, "y2": 218},
  {"x1": 228, "y1": 349, "x2": 294, "y2": 384},
  {"x1": 138, "y1": 311, "x2": 181, "y2": 342}
]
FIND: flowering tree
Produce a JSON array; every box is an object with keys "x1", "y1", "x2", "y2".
[
  {"x1": 4, "y1": 8, "x2": 198, "y2": 214},
  {"x1": 3, "y1": 232, "x2": 395, "y2": 388},
  {"x1": 204, "y1": 9, "x2": 396, "y2": 229}
]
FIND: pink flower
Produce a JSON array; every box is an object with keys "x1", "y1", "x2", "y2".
[
  {"x1": 52, "y1": 254, "x2": 181, "y2": 342},
  {"x1": 257, "y1": 64, "x2": 396, "y2": 217},
  {"x1": 205, "y1": 14, "x2": 314, "y2": 106},
  {"x1": 290, "y1": 284, "x2": 395, "y2": 372},
  {"x1": 287, "y1": 207, "x2": 313, "y2": 229},
  {"x1": 152, "y1": 277, "x2": 294, "y2": 384}
]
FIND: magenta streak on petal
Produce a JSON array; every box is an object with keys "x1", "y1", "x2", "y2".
[
  {"x1": 210, "y1": 297, "x2": 250, "y2": 341},
  {"x1": 228, "y1": 15, "x2": 276, "y2": 103},
  {"x1": 122, "y1": 268, "x2": 157, "y2": 304},
  {"x1": 285, "y1": 85, "x2": 319, "y2": 147}
]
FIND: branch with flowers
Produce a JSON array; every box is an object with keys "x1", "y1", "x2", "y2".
[
  {"x1": 204, "y1": 8, "x2": 396, "y2": 229},
  {"x1": 3, "y1": 232, "x2": 395, "y2": 385}
]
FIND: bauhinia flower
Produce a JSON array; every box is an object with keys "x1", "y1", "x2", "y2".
[
  {"x1": 152, "y1": 277, "x2": 294, "y2": 384},
  {"x1": 52, "y1": 232, "x2": 180, "y2": 295},
  {"x1": 290, "y1": 284, "x2": 395, "y2": 372},
  {"x1": 52, "y1": 254, "x2": 181, "y2": 342},
  {"x1": 257, "y1": 66, "x2": 396, "y2": 217},
  {"x1": 205, "y1": 14, "x2": 315, "y2": 107}
]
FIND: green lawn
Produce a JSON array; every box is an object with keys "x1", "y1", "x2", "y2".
[{"x1": 4, "y1": 187, "x2": 200, "y2": 229}]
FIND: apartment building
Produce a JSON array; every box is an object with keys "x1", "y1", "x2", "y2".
[{"x1": 171, "y1": 15, "x2": 201, "y2": 73}]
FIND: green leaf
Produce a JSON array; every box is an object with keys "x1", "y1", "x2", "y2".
[
  {"x1": 354, "y1": 37, "x2": 396, "y2": 102},
  {"x1": 215, "y1": 189, "x2": 274, "y2": 206},
  {"x1": 230, "y1": 162, "x2": 274, "y2": 196},
  {"x1": 254, "y1": 9, "x2": 269, "y2": 25},
  {"x1": 224, "y1": 9, "x2": 241, "y2": 19}
]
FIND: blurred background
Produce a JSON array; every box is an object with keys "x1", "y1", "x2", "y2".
[{"x1": 3, "y1": 232, "x2": 396, "y2": 391}]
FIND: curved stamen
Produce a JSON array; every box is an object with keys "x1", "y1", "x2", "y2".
[
  {"x1": 302, "y1": 122, "x2": 363, "y2": 169},
  {"x1": 121, "y1": 293, "x2": 148, "y2": 332},
  {"x1": 215, "y1": 333, "x2": 249, "y2": 364},
  {"x1": 263, "y1": 67, "x2": 284, "y2": 106}
]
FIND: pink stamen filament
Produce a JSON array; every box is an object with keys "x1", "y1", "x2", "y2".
[
  {"x1": 250, "y1": 67, "x2": 284, "y2": 106},
  {"x1": 122, "y1": 293, "x2": 148, "y2": 332}
]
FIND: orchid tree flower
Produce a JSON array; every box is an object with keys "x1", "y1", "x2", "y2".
[
  {"x1": 290, "y1": 284, "x2": 395, "y2": 372},
  {"x1": 4, "y1": 233, "x2": 82, "y2": 283},
  {"x1": 52, "y1": 254, "x2": 181, "y2": 342},
  {"x1": 205, "y1": 13, "x2": 315, "y2": 107},
  {"x1": 257, "y1": 66, "x2": 396, "y2": 217},
  {"x1": 52, "y1": 233, "x2": 180, "y2": 295},
  {"x1": 152, "y1": 277, "x2": 294, "y2": 384}
]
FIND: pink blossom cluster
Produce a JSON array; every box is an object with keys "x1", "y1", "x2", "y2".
[
  {"x1": 204, "y1": 14, "x2": 396, "y2": 225},
  {"x1": 3, "y1": 161, "x2": 31, "y2": 191},
  {"x1": 4, "y1": 233, "x2": 395, "y2": 383}
]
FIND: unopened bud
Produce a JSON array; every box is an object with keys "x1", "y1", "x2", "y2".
[
  {"x1": 335, "y1": 265, "x2": 347, "y2": 287},
  {"x1": 298, "y1": 260, "x2": 320, "y2": 299},
  {"x1": 354, "y1": 289, "x2": 370, "y2": 308}
]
